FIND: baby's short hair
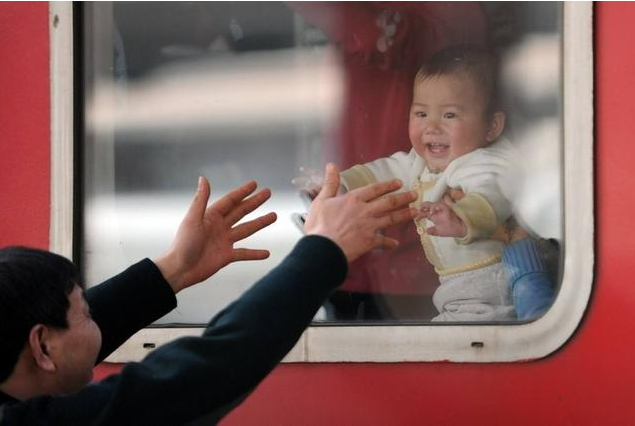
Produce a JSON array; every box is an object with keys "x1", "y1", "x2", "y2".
[{"x1": 417, "y1": 45, "x2": 501, "y2": 116}]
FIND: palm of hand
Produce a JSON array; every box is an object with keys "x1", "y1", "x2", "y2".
[
  {"x1": 179, "y1": 208, "x2": 236, "y2": 285},
  {"x1": 156, "y1": 178, "x2": 276, "y2": 293}
]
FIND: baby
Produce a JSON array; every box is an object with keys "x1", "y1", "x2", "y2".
[{"x1": 339, "y1": 45, "x2": 517, "y2": 321}]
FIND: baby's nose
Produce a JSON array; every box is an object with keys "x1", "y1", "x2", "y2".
[{"x1": 424, "y1": 120, "x2": 441, "y2": 134}]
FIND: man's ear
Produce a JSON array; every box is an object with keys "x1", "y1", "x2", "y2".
[
  {"x1": 486, "y1": 112, "x2": 506, "y2": 142},
  {"x1": 28, "y1": 324, "x2": 57, "y2": 373}
]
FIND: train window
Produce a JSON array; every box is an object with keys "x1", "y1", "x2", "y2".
[{"x1": 65, "y1": 2, "x2": 592, "y2": 362}]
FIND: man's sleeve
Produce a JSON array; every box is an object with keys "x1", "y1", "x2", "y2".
[
  {"x1": 85, "y1": 259, "x2": 177, "y2": 363},
  {"x1": 0, "y1": 236, "x2": 347, "y2": 426}
]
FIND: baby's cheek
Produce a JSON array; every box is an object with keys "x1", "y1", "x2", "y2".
[
  {"x1": 411, "y1": 140, "x2": 427, "y2": 159},
  {"x1": 407, "y1": 120, "x2": 420, "y2": 143}
]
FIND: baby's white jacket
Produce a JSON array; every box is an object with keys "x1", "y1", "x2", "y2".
[{"x1": 340, "y1": 138, "x2": 518, "y2": 276}]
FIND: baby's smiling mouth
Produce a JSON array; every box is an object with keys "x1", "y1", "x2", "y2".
[{"x1": 425, "y1": 142, "x2": 449, "y2": 155}]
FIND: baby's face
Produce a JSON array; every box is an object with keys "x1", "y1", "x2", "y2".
[{"x1": 409, "y1": 73, "x2": 496, "y2": 173}]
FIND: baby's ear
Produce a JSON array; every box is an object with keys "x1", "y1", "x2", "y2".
[{"x1": 486, "y1": 112, "x2": 506, "y2": 142}]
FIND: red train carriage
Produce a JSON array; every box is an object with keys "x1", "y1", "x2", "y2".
[{"x1": 1, "y1": 2, "x2": 632, "y2": 425}]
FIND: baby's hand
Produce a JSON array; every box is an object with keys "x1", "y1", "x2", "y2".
[
  {"x1": 292, "y1": 166, "x2": 324, "y2": 202},
  {"x1": 419, "y1": 201, "x2": 467, "y2": 238},
  {"x1": 292, "y1": 166, "x2": 346, "y2": 205}
]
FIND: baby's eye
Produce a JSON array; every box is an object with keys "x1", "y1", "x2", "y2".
[
  {"x1": 414, "y1": 111, "x2": 427, "y2": 118},
  {"x1": 443, "y1": 112, "x2": 456, "y2": 119}
]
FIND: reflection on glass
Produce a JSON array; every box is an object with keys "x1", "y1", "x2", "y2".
[{"x1": 82, "y1": 2, "x2": 563, "y2": 325}]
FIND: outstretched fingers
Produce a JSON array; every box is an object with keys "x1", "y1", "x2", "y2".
[
  {"x1": 230, "y1": 212, "x2": 278, "y2": 242},
  {"x1": 184, "y1": 177, "x2": 211, "y2": 223},
  {"x1": 373, "y1": 234, "x2": 400, "y2": 251},
  {"x1": 354, "y1": 178, "x2": 404, "y2": 202},
  {"x1": 370, "y1": 190, "x2": 417, "y2": 214},
  {"x1": 224, "y1": 188, "x2": 272, "y2": 226},
  {"x1": 211, "y1": 181, "x2": 259, "y2": 216},
  {"x1": 232, "y1": 248, "x2": 271, "y2": 262},
  {"x1": 375, "y1": 207, "x2": 419, "y2": 230}
]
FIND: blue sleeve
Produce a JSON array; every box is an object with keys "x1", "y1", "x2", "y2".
[{"x1": 503, "y1": 239, "x2": 555, "y2": 321}]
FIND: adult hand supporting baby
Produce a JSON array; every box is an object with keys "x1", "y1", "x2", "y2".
[{"x1": 304, "y1": 163, "x2": 418, "y2": 263}]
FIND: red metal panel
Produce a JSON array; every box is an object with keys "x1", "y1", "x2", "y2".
[
  {"x1": 0, "y1": 2, "x2": 50, "y2": 249},
  {"x1": 4, "y1": 1, "x2": 635, "y2": 424}
]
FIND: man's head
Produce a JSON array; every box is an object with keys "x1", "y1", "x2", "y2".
[
  {"x1": 409, "y1": 45, "x2": 506, "y2": 173},
  {"x1": 0, "y1": 247, "x2": 101, "y2": 396}
]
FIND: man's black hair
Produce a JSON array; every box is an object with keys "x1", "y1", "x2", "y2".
[
  {"x1": 417, "y1": 44, "x2": 502, "y2": 117},
  {"x1": 0, "y1": 246, "x2": 80, "y2": 383}
]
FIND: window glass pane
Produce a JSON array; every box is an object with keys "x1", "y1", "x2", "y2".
[{"x1": 82, "y1": 2, "x2": 563, "y2": 325}]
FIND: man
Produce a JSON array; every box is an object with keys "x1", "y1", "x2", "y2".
[{"x1": 0, "y1": 164, "x2": 417, "y2": 425}]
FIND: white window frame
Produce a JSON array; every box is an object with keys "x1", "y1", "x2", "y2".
[
  {"x1": 49, "y1": 1, "x2": 74, "y2": 259},
  {"x1": 50, "y1": 2, "x2": 593, "y2": 363}
]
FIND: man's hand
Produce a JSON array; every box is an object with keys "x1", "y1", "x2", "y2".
[
  {"x1": 154, "y1": 177, "x2": 277, "y2": 293},
  {"x1": 304, "y1": 163, "x2": 418, "y2": 262},
  {"x1": 419, "y1": 201, "x2": 467, "y2": 238}
]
